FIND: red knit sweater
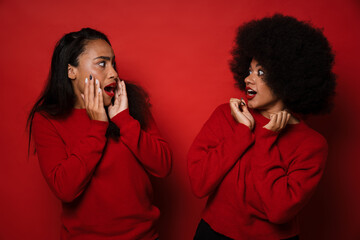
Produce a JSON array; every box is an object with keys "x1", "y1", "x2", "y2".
[
  {"x1": 188, "y1": 104, "x2": 328, "y2": 240},
  {"x1": 32, "y1": 109, "x2": 172, "y2": 240}
]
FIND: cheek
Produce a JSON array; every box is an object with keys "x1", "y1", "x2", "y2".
[
  {"x1": 102, "y1": 94, "x2": 112, "y2": 106},
  {"x1": 100, "y1": 78, "x2": 107, "y2": 88},
  {"x1": 90, "y1": 72, "x2": 106, "y2": 87},
  {"x1": 76, "y1": 78, "x2": 85, "y2": 93}
]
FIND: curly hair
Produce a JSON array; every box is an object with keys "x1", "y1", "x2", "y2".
[{"x1": 230, "y1": 14, "x2": 336, "y2": 115}]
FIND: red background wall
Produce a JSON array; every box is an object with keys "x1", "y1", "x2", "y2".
[{"x1": 0, "y1": 0, "x2": 359, "y2": 239}]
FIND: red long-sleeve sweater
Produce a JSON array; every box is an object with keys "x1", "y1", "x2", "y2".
[
  {"x1": 188, "y1": 104, "x2": 328, "y2": 240},
  {"x1": 32, "y1": 108, "x2": 172, "y2": 240}
]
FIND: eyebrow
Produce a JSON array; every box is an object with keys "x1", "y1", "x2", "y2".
[{"x1": 93, "y1": 56, "x2": 114, "y2": 61}]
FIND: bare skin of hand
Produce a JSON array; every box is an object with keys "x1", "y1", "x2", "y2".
[
  {"x1": 263, "y1": 111, "x2": 291, "y2": 132},
  {"x1": 108, "y1": 80, "x2": 129, "y2": 119},
  {"x1": 81, "y1": 76, "x2": 108, "y2": 122},
  {"x1": 230, "y1": 98, "x2": 255, "y2": 130}
]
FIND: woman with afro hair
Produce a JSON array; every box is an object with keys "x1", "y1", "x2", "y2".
[{"x1": 188, "y1": 14, "x2": 336, "y2": 240}]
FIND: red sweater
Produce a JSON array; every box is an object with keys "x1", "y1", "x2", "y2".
[
  {"x1": 32, "y1": 109, "x2": 172, "y2": 240},
  {"x1": 188, "y1": 104, "x2": 328, "y2": 240}
]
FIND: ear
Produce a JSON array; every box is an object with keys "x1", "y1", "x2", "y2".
[{"x1": 68, "y1": 64, "x2": 77, "y2": 80}]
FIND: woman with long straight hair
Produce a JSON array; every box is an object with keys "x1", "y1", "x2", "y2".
[{"x1": 27, "y1": 28, "x2": 171, "y2": 240}]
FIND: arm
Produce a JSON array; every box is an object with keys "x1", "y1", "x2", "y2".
[
  {"x1": 111, "y1": 109, "x2": 172, "y2": 178},
  {"x1": 32, "y1": 113, "x2": 108, "y2": 203},
  {"x1": 187, "y1": 106, "x2": 255, "y2": 198},
  {"x1": 250, "y1": 126, "x2": 328, "y2": 224}
]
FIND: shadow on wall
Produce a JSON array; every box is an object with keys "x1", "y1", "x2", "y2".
[{"x1": 300, "y1": 89, "x2": 360, "y2": 240}]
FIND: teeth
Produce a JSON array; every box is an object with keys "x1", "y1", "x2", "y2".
[{"x1": 247, "y1": 89, "x2": 257, "y2": 95}]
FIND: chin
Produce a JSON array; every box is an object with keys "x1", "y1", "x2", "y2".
[
  {"x1": 103, "y1": 97, "x2": 112, "y2": 107},
  {"x1": 247, "y1": 102, "x2": 256, "y2": 109}
]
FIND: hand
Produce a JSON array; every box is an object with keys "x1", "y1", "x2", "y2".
[
  {"x1": 81, "y1": 75, "x2": 108, "y2": 122},
  {"x1": 108, "y1": 79, "x2": 129, "y2": 119},
  {"x1": 263, "y1": 111, "x2": 291, "y2": 132},
  {"x1": 230, "y1": 98, "x2": 255, "y2": 130}
]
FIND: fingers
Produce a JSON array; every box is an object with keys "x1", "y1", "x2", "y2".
[
  {"x1": 229, "y1": 98, "x2": 254, "y2": 130},
  {"x1": 239, "y1": 98, "x2": 250, "y2": 114},
  {"x1": 286, "y1": 112, "x2": 291, "y2": 124},
  {"x1": 81, "y1": 74, "x2": 108, "y2": 122},
  {"x1": 275, "y1": 112, "x2": 283, "y2": 126},
  {"x1": 118, "y1": 79, "x2": 123, "y2": 97},
  {"x1": 267, "y1": 114, "x2": 277, "y2": 129},
  {"x1": 94, "y1": 79, "x2": 99, "y2": 108},
  {"x1": 230, "y1": 98, "x2": 241, "y2": 103},
  {"x1": 121, "y1": 80, "x2": 127, "y2": 96},
  {"x1": 265, "y1": 111, "x2": 291, "y2": 131},
  {"x1": 88, "y1": 74, "x2": 94, "y2": 108},
  {"x1": 279, "y1": 111, "x2": 286, "y2": 127},
  {"x1": 230, "y1": 98, "x2": 241, "y2": 111},
  {"x1": 98, "y1": 82, "x2": 104, "y2": 108},
  {"x1": 84, "y1": 77, "x2": 89, "y2": 107}
]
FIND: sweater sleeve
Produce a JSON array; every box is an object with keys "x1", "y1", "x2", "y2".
[
  {"x1": 32, "y1": 113, "x2": 108, "y2": 203},
  {"x1": 250, "y1": 127, "x2": 328, "y2": 224},
  {"x1": 111, "y1": 109, "x2": 172, "y2": 178},
  {"x1": 187, "y1": 106, "x2": 255, "y2": 198}
]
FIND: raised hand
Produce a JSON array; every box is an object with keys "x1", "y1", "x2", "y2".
[
  {"x1": 230, "y1": 98, "x2": 255, "y2": 130},
  {"x1": 81, "y1": 74, "x2": 108, "y2": 122},
  {"x1": 108, "y1": 79, "x2": 129, "y2": 119},
  {"x1": 263, "y1": 111, "x2": 291, "y2": 132}
]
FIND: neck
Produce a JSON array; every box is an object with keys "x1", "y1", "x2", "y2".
[
  {"x1": 258, "y1": 103, "x2": 300, "y2": 124},
  {"x1": 73, "y1": 90, "x2": 85, "y2": 109},
  {"x1": 258, "y1": 103, "x2": 285, "y2": 119}
]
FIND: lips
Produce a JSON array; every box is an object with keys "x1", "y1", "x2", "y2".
[
  {"x1": 245, "y1": 87, "x2": 257, "y2": 100},
  {"x1": 104, "y1": 82, "x2": 117, "y2": 97}
]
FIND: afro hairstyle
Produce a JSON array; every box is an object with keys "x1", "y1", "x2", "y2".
[{"x1": 230, "y1": 14, "x2": 336, "y2": 115}]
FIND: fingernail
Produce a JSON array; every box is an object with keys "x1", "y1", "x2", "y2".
[
  {"x1": 96, "y1": 79, "x2": 99, "y2": 85},
  {"x1": 240, "y1": 98, "x2": 245, "y2": 105},
  {"x1": 85, "y1": 78, "x2": 88, "y2": 83},
  {"x1": 90, "y1": 74, "x2": 93, "y2": 80},
  {"x1": 98, "y1": 88, "x2": 101, "y2": 93}
]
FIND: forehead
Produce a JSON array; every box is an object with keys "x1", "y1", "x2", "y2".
[
  {"x1": 82, "y1": 39, "x2": 114, "y2": 58},
  {"x1": 250, "y1": 58, "x2": 262, "y2": 68}
]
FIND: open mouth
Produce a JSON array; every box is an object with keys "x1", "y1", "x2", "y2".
[
  {"x1": 246, "y1": 87, "x2": 257, "y2": 100},
  {"x1": 104, "y1": 82, "x2": 117, "y2": 97}
]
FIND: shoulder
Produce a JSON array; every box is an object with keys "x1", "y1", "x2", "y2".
[
  {"x1": 32, "y1": 111, "x2": 63, "y2": 136},
  {"x1": 211, "y1": 103, "x2": 231, "y2": 117},
  {"x1": 33, "y1": 111, "x2": 53, "y2": 126},
  {"x1": 202, "y1": 103, "x2": 237, "y2": 132},
  {"x1": 304, "y1": 126, "x2": 327, "y2": 148},
  {"x1": 291, "y1": 123, "x2": 328, "y2": 153},
  {"x1": 205, "y1": 103, "x2": 235, "y2": 125}
]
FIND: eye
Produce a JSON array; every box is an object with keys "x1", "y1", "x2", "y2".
[
  {"x1": 249, "y1": 70, "x2": 253, "y2": 75},
  {"x1": 258, "y1": 70, "x2": 264, "y2": 76},
  {"x1": 98, "y1": 61, "x2": 105, "y2": 67}
]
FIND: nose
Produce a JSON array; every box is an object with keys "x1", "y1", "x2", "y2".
[
  {"x1": 109, "y1": 65, "x2": 119, "y2": 80},
  {"x1": 244, "y1": 75, "x2": 255, "y2": 85}
]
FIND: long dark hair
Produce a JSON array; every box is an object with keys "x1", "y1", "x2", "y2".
[{"x1": 27, "y1": 28, "x2": 151, "y2": 153}]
